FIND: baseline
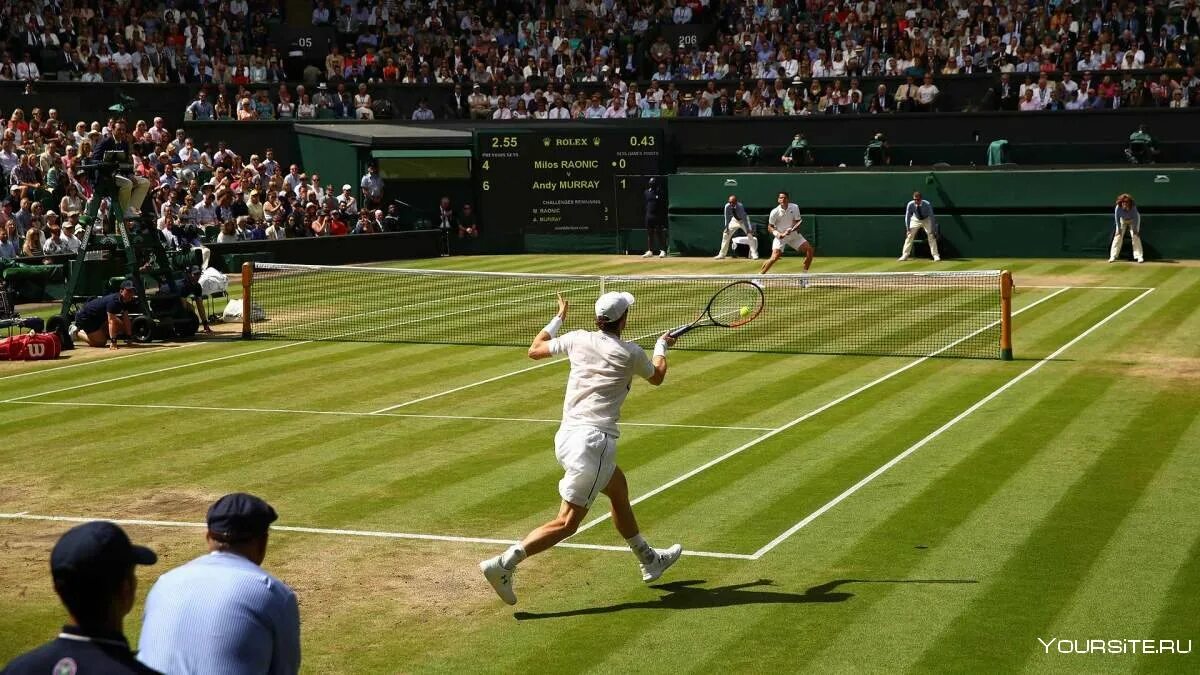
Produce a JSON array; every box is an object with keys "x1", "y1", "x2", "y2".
[
  {"x1": 0, "y1": 400, "x2": 773, "y2": 432},
  {"x1": 0, "y1": 512, "x2": 753, "y2": 560}
]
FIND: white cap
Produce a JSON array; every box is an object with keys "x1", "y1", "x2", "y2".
[
  {"x1": 342, "y1": 184, "x2": 352, "y2": 191},
  {"x1": 594, "y1": 291, "x2": 635, "y2": 321}
]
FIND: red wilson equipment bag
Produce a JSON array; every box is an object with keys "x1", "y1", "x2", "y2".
[{"x1": 0, "y1": 332, "x2": 63, "y2": 360}]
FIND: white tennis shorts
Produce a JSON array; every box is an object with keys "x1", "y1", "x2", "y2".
[
  {"x1": 554, "y1": 426, "x2": 617, "y2": 508},
  {"x1": 773, "y1": 232, "x2": 809, "y2": 252}
]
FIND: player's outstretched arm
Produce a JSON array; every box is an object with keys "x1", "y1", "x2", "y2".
[
  {"x1": 646, "y1": 332, "x2": 676, "y2": 386},
  {"x1": 528, "y1": 293, "x2": 568, "y2": 360}
]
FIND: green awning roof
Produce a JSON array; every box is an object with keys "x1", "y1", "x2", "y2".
[{"x1": 371, "y1": 150, "x2": 472, "y2": 159}]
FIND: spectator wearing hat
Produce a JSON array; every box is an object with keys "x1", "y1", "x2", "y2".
[
  {"x1": 336, "y1": 184, "x2": 358, "y2": 216},
  {"x1": 72, "y1": 280, "x2": 139, "y2": 349},
  {"x1": 1, "y1": 521, "x2": 159, "y2": 674},
  {"x1": 41, "y1": 213, "x2": 70, "y2": 255},
  {"x1": 137, "y1": 493, "x2": 300, "y2": 675},
  {"x1": 58, "y1": 219, "x2": 81, "y2": 255}
]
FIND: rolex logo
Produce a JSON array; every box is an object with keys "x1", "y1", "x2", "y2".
[{"x1": 543, "y1": 138, "x2": 551, "y2": 147}]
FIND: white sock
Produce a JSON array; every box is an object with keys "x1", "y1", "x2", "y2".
[
  {"x1": 499, "y1": 544, "x2": 526, "y2": 570},
  {"x1": 626, "y1": 534, "x2": 656, "y2": 564}
]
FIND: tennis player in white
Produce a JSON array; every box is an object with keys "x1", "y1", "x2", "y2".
[
  {"x1": 479, "y1": 291, "x2": 683, "y2": 605},
  {"x1": 760, "y1": 190, "x2": 815, "y2": 275}
]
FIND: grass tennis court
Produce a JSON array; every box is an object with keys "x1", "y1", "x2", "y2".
[{"x1": 2, "y1": 255, "x2": 1198, "y2": 673}]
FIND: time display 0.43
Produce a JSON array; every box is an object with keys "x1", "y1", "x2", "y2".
[{"x1": 477, "y1": 129, "x2": 663, "y2": 235}]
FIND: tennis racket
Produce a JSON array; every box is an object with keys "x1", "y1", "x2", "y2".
[{"x1": 669, "y1": 280, "x2": 766, "y2": 338}]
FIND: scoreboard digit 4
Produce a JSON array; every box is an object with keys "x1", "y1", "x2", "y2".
[{"x1": 476, "y1": 128, "x2": 664, "y2": 235}]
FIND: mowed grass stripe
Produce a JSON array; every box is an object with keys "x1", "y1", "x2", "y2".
[
  {"x1": 447, "y1": 366, "x2": 1125, "y2": 672},
  {"x1": 87, "y1": 341, "x2": 480, "y2": 411},
  {"x1": 910, "y1": 387, "x2": 1197, "y2": 672},
  {"x1": 595, "y1": 288, "x2": 1114, "y2": 550},
  {"x1": 1141, "y1": 534, "x2": 1200, "y2": 673},
  {"x1": 0, "y1": 339, "x2": 304, "y2": 401},
  {"x1": 629, "y1": 362, "x2": 1011, "y2": 552},
  {"x1": 796, "y1": 371, "x2": 1122, "y2": 671},
  {"x1": 699, "y1": 350, "x2": 1155, "y2": 670},
  {"x1": 1045, "y1": 407, "x2": 1200, "y2": 650}
]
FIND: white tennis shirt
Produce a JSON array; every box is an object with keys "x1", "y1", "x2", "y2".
[
  {"x1": 769, "y1": 202, "x2": 802, "y2": 233},
  {"x1": 549, "y1": 330, "x2": 655, "y2": 437}
]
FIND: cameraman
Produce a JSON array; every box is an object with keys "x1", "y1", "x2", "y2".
[{"x1": 178, "y1": 265, "x2": 214, "y2": 334}]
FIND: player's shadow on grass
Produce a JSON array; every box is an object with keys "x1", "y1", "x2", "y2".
[{"x1": 514, "y1": 578, "x2": 978, "y2": 620}]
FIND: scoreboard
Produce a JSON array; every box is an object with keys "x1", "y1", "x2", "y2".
[{"x1": 476, "y1": 128, "x2": 664, "y2": 235}]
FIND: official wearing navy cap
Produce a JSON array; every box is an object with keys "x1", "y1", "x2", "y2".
[
  {"x1": 137, "y1": 493, "x2": 300, "y2": 674},
  {"x1": 206, "y1": 492, "x2": 279, "y2": 541},
  {"x1": 2, "y1": 521, "x2": 161, "y2": 674}
]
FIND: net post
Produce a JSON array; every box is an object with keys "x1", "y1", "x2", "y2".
[
  {"x1": 999, "y1": 270, "x2": 1013, "y2": 361},
  {"x1": 241, "y1": 262, "x2": 254, "y2": 339}
]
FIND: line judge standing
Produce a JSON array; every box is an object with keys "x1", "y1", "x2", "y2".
[
  {"x1": 1109, "y1": 193, "x2": 1144, "y2": 263},
  {"x1": 898, "y1": 191, "x2": 941, "y2": 262},
  {"x1": 713, "y1": 194, "x2": 757, "y2": 259},
  {"x1": 137, "y1": 493, "x2": 300, "y2": 675}
]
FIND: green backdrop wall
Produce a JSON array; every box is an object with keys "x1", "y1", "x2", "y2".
[{"x1": 668, "y1": 167, "x2": 1200, "y2": 259}]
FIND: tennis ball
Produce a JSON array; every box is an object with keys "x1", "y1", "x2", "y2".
[{"x1": 739, "y1": 306, "x2": 751, "y2": 317}]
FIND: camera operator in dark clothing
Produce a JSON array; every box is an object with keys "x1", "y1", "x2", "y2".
[
  {"x1": 178, "y1": 266, "x2": 214, "y2": 334},
  {"x1": 642, "y1": 177, "x2": 668, "y2": 258}
]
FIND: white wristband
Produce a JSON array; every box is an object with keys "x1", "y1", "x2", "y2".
[
  {"x1": 653, "y1": 340, "x2": 668, "y2": 358},
  {"x1": 543, "y1": 316, "x2": 563, "y2": 337}
]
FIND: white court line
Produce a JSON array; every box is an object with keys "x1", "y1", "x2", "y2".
[
  {"x1": 371, "y1": 360, "x2": 559, "y2": 413},
  {"x1": 1, "y1": 283, "x2": 600, "y2": 405},
  {"x1": 0, "y1": 400, "x2": 773, "y2": 432},
  {"x1": 370, "y1": 322, "x2": 672, "y2": 414},
  {"x1": 281, "y1": 277, "x2": 551, "y2": 331},
  {"x1": 572, "y1": 287, "x2": 1072, "y2": 536},
  {"x1": 0, "y1": 513, "x2": 754, "y2": 560},
  {"x1": 0, "y1": 343, "x2": 200, "y2": 383},
  {"x1": 750, "y1": 286, "x2": 1156, "y2": 559},
  {"x1": 1023, "y1": 285, "x2": 1154, "y2": 291},
  {"x1": 0, "y1": 340, "x2": 309, "y2": 404}
]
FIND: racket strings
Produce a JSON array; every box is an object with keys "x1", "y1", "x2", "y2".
[{"x1": 708, "y1": 283, "x2": 764, "y2": 327}]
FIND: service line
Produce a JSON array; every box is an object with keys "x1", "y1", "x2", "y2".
[{"x1": 751, "y1": 287, "x2": 1155, "y2": 559}]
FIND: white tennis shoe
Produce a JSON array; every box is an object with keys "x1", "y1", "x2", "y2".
[
  {"x1": 479, "y1": 556, "x2": 517, "y2": 605},
  {"x1": 659, "y1": 251, "x2": 667, "y2": 258},
  {"x1": 639, "y1": 544, "x2": 683, "y2": 582},
  {"x1": 641, "y1": 250, "x2": 653, "y2": 258}
]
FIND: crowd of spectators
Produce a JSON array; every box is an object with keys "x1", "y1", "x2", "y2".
[
  {"x1": 0, "y1": 0, "x2": 1195, "y2": 119},
  {"x1": 0, "y1": 106, "x2": 406, "y2": 262}
]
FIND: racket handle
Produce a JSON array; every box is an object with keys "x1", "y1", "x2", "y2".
[{"x1": 668, "y1": 324, "x2": 692, "y2": 339}]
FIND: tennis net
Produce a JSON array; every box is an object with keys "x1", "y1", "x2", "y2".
[{"x1": 243, "y1": 263, "x2": 1011, "y2": 359}]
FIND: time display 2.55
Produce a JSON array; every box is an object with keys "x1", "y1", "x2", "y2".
[{"x1": 477, "y1": 129, "x2": 663, "y2": 235}]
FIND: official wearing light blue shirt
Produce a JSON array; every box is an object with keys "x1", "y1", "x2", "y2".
[
  {"x1": 137, "y1": 494, "x2": 300, "y2": 675},
  {"x1": 898, "y1": 191, "x2": 941, "y2": 261}
]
